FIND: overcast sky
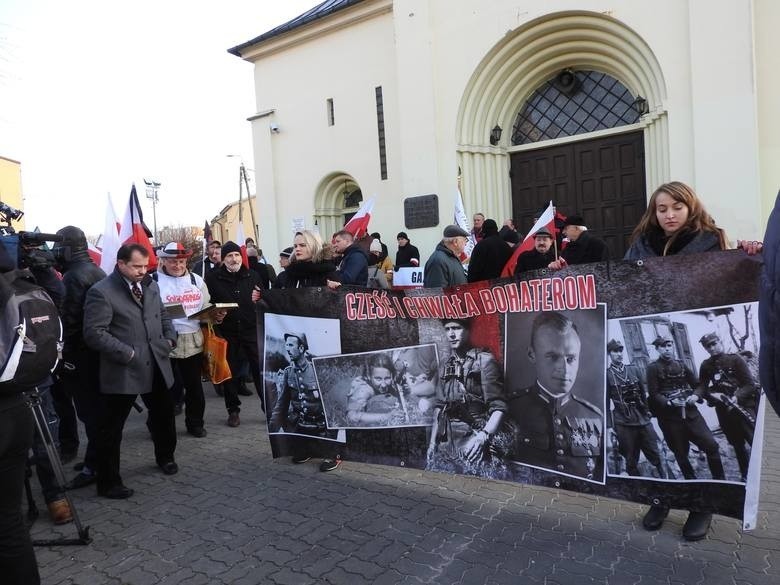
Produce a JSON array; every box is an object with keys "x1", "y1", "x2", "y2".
[{"x1": 0, "y1": 0, "x2": 319, "y2": 236}]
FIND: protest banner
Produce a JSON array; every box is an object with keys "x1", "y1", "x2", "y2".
[{"x1": 259, "y1": 250, "x2": 764, "y2": 528}]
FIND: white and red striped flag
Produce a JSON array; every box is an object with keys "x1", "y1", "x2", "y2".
[
  {"x1": 235, "y1": 221, "x2": 250, "y2": 268},
  {"x1": 343, "y1": 197, "x2": 375, "y2": 239},
  {"x1": 117, "y1": 184, "x2": 157, "y2": 269},
  {"x1": 99, "y1": 194, "x2": 121, "y2": 273},
  {"x1": 500, "y1": 201, "x2": 558, "y2": 277}
]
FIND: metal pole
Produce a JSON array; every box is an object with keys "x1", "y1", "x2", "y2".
[{"x1": 241, "y1": 163, "x2": 258, "y2": 242}]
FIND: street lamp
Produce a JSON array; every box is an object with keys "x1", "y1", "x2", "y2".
[{"x1": 143, "y1": 178, "x2": 161, "y2": 244}]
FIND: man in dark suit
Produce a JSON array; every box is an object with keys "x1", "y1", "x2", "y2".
[
  {"x1": 514, "y1": 228, "x2": 556, "y2": 276},
  {"x1": 84, "y1": 243, "x2": 178, "y2": 499},
  {"x1": 549, "y1": 215, "x2": 609, "y2": 269}
]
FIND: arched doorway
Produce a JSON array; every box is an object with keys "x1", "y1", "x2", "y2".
[
  {"x1": 313, "y1": 173, "x2": 362, "y2": 238},
  {"x1": 455, "y1": 11, "x2": 668, "y2": 257}
]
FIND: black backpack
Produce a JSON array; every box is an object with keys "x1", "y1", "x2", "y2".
[{"x1": 0, "y1": 269, "x2": 63, "y2": 393}]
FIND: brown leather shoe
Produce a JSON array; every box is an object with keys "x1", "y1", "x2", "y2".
[
  {"x1": 227, "y1": 412, "x2": 240, "y2": 427},
  {"x1": 48, "y1": 499, "x2": 73, "y2": 525}
]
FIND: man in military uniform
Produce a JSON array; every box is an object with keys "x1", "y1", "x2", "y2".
[
  {"x1": 506, "y1": 312, "x2": 604, "y2": 481},
  {"x1": 645, "y1": 334, "x2": 724, "y2": 480},
  {"x1": 427, "y1": 319, "x2": 507, "y2": 475},
  {"x1": 269, "y1": 332, "x2": 340, "y2": 471},
  {"x1": 698, "y1": 332, "x2": 757, "y2": 480},
  {"x1": 606, "y1": 339, "x2": 666, "y2": 478}
]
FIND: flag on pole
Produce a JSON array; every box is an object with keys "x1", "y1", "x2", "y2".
[
  {"x1": 118, "y1": 184, "x2": 157, "y2": 269},
  {"x1": 454, "y1": 188, "x2": 475, "y2": 259},
  {"x1": 201, "y1": 220, "x2": 211, "y2": 276},
  {"x1": 203, "y1": 220, "x2": 212, "y2": 244},
  {"x1": 99, "y1": 194, "x2": 122, "y2": 273},
  {"x1": 343, "y1": 197, "x2": 375, "y2": 239},
  {"x1": 87, "y1": 242, "x2": 102, "y2": 266},
  {"x1": 235, "y1": 221, "x2": 250, "y2": 268},
  {"x1": 500, "y1": 201, "x2": 558, "y2": 277}
]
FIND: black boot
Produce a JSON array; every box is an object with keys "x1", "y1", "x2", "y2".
[
  {"x1": 682, "y1": 511, "x2": 712, "y2": 541},
  {"x1": 642, "y1": 503, "x2": 670, "y2": 531}
]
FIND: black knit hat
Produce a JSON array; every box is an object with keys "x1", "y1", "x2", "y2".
[
  {"x1": 397, "y1": 232, "x2": 409, "y2": 240},
  {"x1": 221, "y1": 241, "x2": 241, "y2": 258}
]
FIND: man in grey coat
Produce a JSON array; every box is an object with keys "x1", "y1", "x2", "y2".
[
  {"x1": 423, "y1": 225, "x2": 469, "y2": 288},
  {"x1": 84, "y1": 243, "x2": 178, "y2": 499}
]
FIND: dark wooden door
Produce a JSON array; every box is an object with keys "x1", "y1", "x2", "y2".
[{"x1": 510, "y1": 130, "x2": 646, "y2": 259}]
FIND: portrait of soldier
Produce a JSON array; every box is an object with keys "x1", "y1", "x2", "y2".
[
  {"x1": 428, "y1": 318, "x2": 508, "y2": 474},
  {"x1": 698, "y1": 332, "x2": 758, "y2": 481},
  {"x1": 506, "y1": 311, "x2": 604, "y2": 481},
  {"x1": 269, "y1": 332, "x2": 330, "y2": 437},
  {"x1": 606, "y1": 339, "x2": 666, "y2": 478},
  {"x1": 346, "y1": 353, "x2": 408, "y2": 427},
  {"x1": 645, "y1": 335, "x2": 725, "y2": 480}
]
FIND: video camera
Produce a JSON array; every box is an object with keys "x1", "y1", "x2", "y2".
[{"x1": 0, "y1": 202, "x2": 63, "y2": 272}]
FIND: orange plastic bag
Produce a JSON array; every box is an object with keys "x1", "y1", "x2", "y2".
[{"x1": 201, "y1": 323, "x2": 232, "y2": 384}]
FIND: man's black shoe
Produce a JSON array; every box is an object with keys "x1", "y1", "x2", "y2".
[
  {"x1": 292, "y1": 455, "x2": 311, "y2": 464},
  {"x1": 66, "y1": 471, "x2": 96, "y2": 490},
  {"x1": 98, "y1": 485, "x2": 134, "y2": 499},
  {"x1": 642, "y1": 504, "x2": 670, "y2": 531},
  {"x1": 682, "y1": 511, "x2": 712, "y2": 541},
  {"x1": 158, "y1": 461, "x2": 179, "y2": 475},
  {"x1": 319, "y1": 458, "x2": 341, "y2": 472},
  {"x1": 237, "y1": 382, "x2": 253, "y2": 396},
  {"x1": 187, "y1": 427, "x2": 207, "y2": 438}
]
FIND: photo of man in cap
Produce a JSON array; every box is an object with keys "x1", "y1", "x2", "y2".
[
  {"x1": 606, "y1": 339, "x2": 666, "y2": 478},
  {"x1": 505, "y1": 311, "x2": 604, "y2": 482},
  {"x1": 698, "y1": 332, "x2": 758, "y2": 481},
  {"x1": 645, "y1": 335, "x2": 725, "y2": 481},
  {"x1": 423, "y1": 225, "x2": 470, "y2": 288},
  {"x1": 513, "y1": 227, "x2": 556, "y2": 276}
]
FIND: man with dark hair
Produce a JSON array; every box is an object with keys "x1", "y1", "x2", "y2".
[
  {"x1": 51, "y1": 226, "x2": 106, "y2": 491},
  {"x1": 514, "y1": 228, "x2": 556, "y2": 276},
  {"x1": 506, "y1": 312, "x2": 603, "y2": 480},
  {"x1": 84, "y1": 243, "x2": 178, "y2": 498},
  {"x1": 467, "y1": 219, "x2": 512, "y2": 283},
  {"x1": 331, "y1": 229, "x2": 368, "y2": 286},
  {"x1": 698, "y1": 332, "x2": 757, "y2": 480},
  {"x1": 395, "y1": 232, "x2": 420, "y2": 269},
  {"x1": 606, "y1": 339, "x2": 665, "y2": 478}
]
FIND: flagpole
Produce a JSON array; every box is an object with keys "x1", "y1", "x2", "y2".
[{"x1": 553, "y1": 206, "x2": 559, "y2": 261}]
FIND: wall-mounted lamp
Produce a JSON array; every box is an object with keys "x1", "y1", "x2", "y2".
[
  {"x1": 489, "y1": 125, "x2": 503, "y2": 146},
  {"x1": 632, "y1": 96, "x2": 649, "y2": 116}
]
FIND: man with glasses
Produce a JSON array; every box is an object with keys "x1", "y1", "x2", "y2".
[
  {"x1": 698, "y1": 332, "x2": 757, "y2": 481},
  {"x1": 423, "y1": 225, "x2": 469, "y2": 288}
]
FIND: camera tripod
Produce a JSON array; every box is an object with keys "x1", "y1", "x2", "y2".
[{"x1": 23, "y1": 387, "x2": 91, "y2": 546}]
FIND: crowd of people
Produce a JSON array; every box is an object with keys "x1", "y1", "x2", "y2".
[{"x1": 1, "y1": 179, "x2": 771, "y2": 585}]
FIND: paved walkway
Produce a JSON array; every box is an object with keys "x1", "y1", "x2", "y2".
[{"x1": 32, "y1": 387, "x2": 780, "y2": 585}]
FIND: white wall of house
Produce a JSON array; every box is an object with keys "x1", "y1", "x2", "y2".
[{"x1": 240, "y1": 0, "x2": 773, "y2": 259}]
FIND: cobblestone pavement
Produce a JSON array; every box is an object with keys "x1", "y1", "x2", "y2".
[{"x1": 31, "y1": 387, "x2": 780, "y2": 585}]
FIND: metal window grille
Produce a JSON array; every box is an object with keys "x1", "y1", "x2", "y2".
[{"x1": 511, "y1": 70, "x2": 640, "y2": 145}]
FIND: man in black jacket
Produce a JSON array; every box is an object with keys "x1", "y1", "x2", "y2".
[
  {"x1": 205, "y1": 241, "x2": 264, "y2": 427},
  {"x1": 395, "y1": 232, "x2": 420, "y2": 269},
  {"x1": 549, "y1": 215, "x2": 609, "y2": 269},
  {"x1": 52, "y1": 226, "x2": 106, "y2": 490},
  {"x1": 467, "y1": 219, "x2": 511, "y2": 283}
]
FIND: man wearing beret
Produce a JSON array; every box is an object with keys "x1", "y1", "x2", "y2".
[
  {"x1": 605, "y1": 339, "x2": 666, "y2": 478},
  {"x1": 423, "y1": 225, "x2": 469, "y2": 288},
  {"x1": 514, "y1": 228, "x2": 557, "y2": 276},
  {"x1": 698, "y1": 332, "x2": 757, "y2": 480}
]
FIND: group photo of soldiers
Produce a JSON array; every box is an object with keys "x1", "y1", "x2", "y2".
[{"x1": 607, "y1": 303, "x2": 760, "y2": 483}]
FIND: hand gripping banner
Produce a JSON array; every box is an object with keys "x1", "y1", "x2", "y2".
[{"x1": 258, "y1": 250, "x2": 764, "y2": 529}]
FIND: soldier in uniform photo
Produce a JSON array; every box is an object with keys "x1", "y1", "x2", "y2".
[
  {"x1": 506, "y1": 312, "x2": 604, "y2": 481},
  {"x1": 605, "y1": 339, "x2": 666, "y2": 478},
  {"x1": 346, "y1": 353, "x2": 408, "y2": 427},
  {"x1": 268, "y1": 332, "x2": 340, "y2": 472},
  {"x1": 427, "y1": 318, "x2": 508, "y2": 475},
  {"x1": 698, "y1": 332, "x2": 758, "y2": 481},
  {"x1": 645, "y1": 334, "x2": 725, "y2": 481}
]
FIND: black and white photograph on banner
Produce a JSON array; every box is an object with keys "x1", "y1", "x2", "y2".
[
  {"x1": 263, "y1": 313, "x2": 345, "y2": 443},
  {"x1": 503, "y1": 306, "x2": 608, "y2": 484},
  {"x1": 311, "y1": 345, "x2": 439, "y2": 430},
  {"x1": 421, "y1": 315, "x2": 515, "y2": 480},
  {"x1": 608, "y1": 302, "x2": 761, "y2": 484}
]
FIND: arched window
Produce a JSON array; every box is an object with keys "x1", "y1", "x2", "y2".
[{"x1": 512, "y1": 70, "x2": 642, "y2": 145}]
